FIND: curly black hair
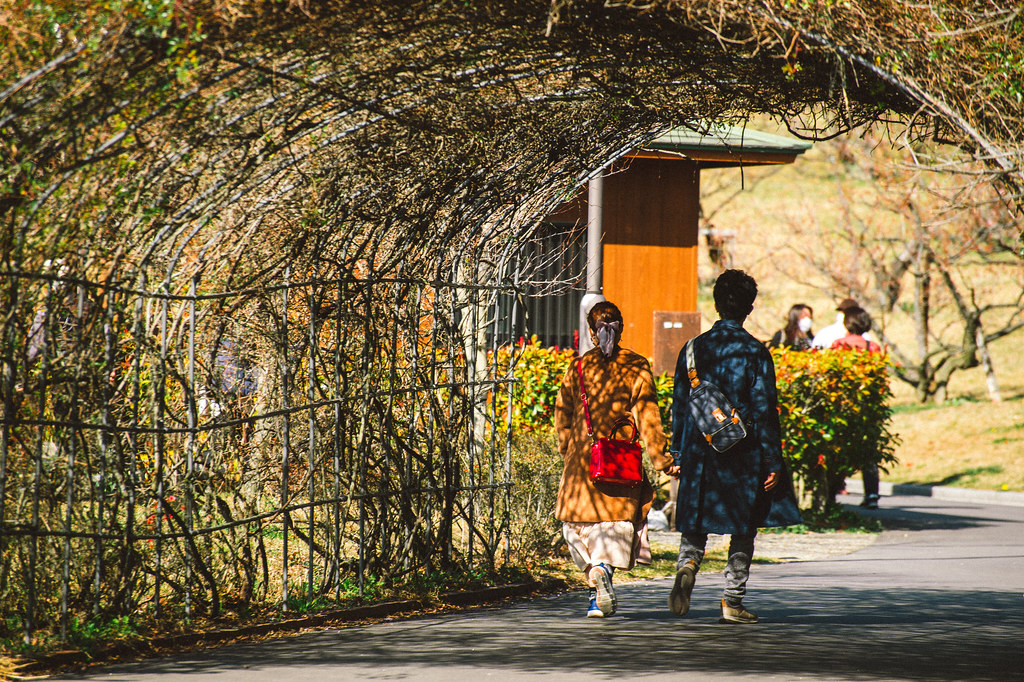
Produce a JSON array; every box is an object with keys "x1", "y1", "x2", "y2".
[{"x1": 713, "y1": 269, "x2": 757, "y2": 321}]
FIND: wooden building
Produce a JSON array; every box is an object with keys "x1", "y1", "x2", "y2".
[{"x1": 516, "y1": 125, "x2": 811, "y2": 375}]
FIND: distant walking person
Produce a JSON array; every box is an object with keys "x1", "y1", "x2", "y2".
[
  {"x1": 667, "y1": 270, "x2": 802, "y2": 624},
  {"x1": 831, "y1": 305, "x2": 883, "y2": 508},
  {"x1": 768, "y1": 303, "x2": 814, "y2": 351},
  {"x1": 554, "y1": 301, "x2": 673, "y2": 618}
]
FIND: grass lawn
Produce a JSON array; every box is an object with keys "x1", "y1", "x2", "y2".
[
  {"x1": 887, "y1": 390, "x2": 1024, "y2": 492},
  {"x1": 858, "y1": 293, "x2": 1024, "y2": 493}
]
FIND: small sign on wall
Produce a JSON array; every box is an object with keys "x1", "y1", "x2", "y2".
[{"x1": 652, "y1": 311, "x2": 701, "y2": 375}]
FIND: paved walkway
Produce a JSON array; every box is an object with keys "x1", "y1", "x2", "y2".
[{"x1": 63, "y1": 492, "x2": 1024, "y2": 681}]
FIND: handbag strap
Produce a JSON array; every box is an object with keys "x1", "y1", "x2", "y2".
[
  {"x1": 576, "y1": 358, "x2": 595, "y2": 440},
  {"x1": 685, "y1": 337, "x2": 743, "y2": 432},
  {"x1": 576, "y1": 357, "x2": 638, "y2": 443}
]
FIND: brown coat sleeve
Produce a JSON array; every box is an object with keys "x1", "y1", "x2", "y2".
[{"x1": 631, "y1": 360, "x2": 672, "y2": 472}]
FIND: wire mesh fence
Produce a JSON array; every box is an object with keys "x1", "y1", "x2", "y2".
[{"x1": 0, "y1": 257, "x2": 544, "y2": 643}]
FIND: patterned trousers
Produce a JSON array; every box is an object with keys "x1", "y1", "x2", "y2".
[{"x1": 677, "y1": 532, "x2": 756, "y2": 607}]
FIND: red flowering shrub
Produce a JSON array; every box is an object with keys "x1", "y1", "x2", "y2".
[{"x1": 773, "y1": 347, "x2": 899, "y2": 510}]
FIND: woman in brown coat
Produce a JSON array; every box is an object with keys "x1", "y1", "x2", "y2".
[{"x1": 554, "y1": 301, "x2": 672, "y2": 617}]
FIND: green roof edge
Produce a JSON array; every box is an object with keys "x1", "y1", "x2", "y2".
[{"x1": 643, "y1": 125, "x2": 813, "y2": 155}]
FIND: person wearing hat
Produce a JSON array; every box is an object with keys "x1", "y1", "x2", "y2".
[{"x1": 812, "y1": 297, "x2": 871, "y2": 349}]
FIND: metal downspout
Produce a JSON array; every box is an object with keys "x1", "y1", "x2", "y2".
[{"x1": 579, "y1": 174, "x2": 607, "y2": 354}]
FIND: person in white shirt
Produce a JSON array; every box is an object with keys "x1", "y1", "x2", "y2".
[{"x1": 812, "y1": 298, "x2": 863, "y2": 348}]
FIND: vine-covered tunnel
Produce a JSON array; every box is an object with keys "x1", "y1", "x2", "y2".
[{"x1": 1, "y1": 0, "x2": 1020, "y2": 643}]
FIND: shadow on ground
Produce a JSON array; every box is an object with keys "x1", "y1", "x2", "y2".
[
  {"x1": 59, "y1": 496, "x2": 1023, "y2": 681},
  {"x1": 859, "y1": 502, "x2": 1011, "y2": 532},
  {"x1": 67, "y1": 582, "x2": 1023, "y2": 681}
]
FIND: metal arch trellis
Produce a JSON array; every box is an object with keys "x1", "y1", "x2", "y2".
[
  {"x1": 4, "y1": 0, "x2": 1022, "y2": 648},
  {"x1": 0, "y1": 262, "x2": 532, "y2": 642}
]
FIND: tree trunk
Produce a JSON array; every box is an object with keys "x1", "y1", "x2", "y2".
[
  {"x1": 975, "y1": 323, "x2": 1002, "y2": 402},
  {"x1": 934, "y1": 257, "x2": 982, "y2": 403},
  {"x1": 811, "y1": 464, "x2": 830, "y2": 513},
  {"x1": 457, "y1": 258, "x2": 497, "y2": 454},
  {"x1": 912, "y1": 245, "x2": 932, "y2": 404}
]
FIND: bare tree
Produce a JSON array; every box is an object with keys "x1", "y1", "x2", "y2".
[
  {"x1": 792, "y1": 132, "x2": 1024, "y2": 402},
  {"x1": 699, "y1": 165, "x2": 784, "y2": 280}
]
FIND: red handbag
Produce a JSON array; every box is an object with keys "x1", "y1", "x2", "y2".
[{"x1": 576, "y1": 359, "x2": 643, "y2": 487}]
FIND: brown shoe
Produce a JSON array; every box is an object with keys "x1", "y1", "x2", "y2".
[
  {"x1": 720, "y1": 599, "x2": 758, "y2": 624},
  {"x1": 669, "y1": 562, "x2": 696, "y2": 616}
]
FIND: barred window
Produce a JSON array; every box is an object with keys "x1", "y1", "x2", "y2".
[{"x1": 492, "y1": 221, "x2": 586, "y2": 350}]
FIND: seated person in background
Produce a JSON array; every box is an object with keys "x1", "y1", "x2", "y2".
[{"x1": 768, "y1": 304, "x2": 814, "y2": 350}]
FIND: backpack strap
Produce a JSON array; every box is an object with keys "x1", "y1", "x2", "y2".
[{"x1": 685, "y1": 337, "x2": 700, "y2": 389}]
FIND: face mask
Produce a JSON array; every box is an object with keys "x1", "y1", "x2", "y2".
[{"x1": 798, "y1": 317, "x2": 813, "y2": 333}]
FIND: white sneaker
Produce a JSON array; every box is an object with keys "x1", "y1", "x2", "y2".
[{"x1": 591, "y1": 563, "x2": 617, "y2": 616}]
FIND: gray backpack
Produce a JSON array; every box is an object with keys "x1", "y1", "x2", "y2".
[{"x1": 684, "y1": 338, "x2": 747, "y2": 453}]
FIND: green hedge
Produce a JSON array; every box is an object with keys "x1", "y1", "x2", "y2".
[
  {"x1": 496, "y1": 338, "x2": 898, "y2": 510},
  {"x1": 772, "y1": 346, "x2": 899, "y2": 509},
  {"x1": 492, "y1": 337, "x2": 577, "y2": 432}
]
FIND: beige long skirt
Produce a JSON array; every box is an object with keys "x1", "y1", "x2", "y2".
[{"x1": 562, "y1": 520, "x2": 651, "y2": 584}]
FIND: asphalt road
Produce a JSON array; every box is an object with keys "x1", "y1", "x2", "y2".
[{"x1": 62, "y1": 493, "x2": 1024, "y2": 681}]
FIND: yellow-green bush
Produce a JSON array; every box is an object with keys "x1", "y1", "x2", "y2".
[
  {"x1": 494, "y1": 341, "x2": 899, "y2": 512},
  {"x1": 492, "y1": 337, "x2": 576, "y2": 431}
]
